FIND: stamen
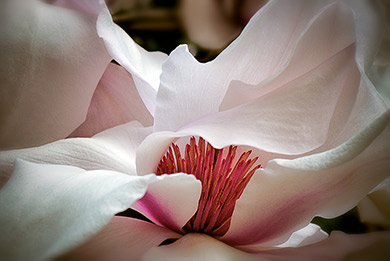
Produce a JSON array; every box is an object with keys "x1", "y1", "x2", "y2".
[{"x1": 156, "y1": 137, "x2": 261, "y2": 236}]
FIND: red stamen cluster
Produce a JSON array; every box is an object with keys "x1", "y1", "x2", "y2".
[{"x1": 156, "y1": 137, "x2": 261, "y2": 236}]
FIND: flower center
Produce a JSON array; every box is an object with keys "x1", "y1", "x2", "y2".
[{"x1": 156, "y1": 137, "x2": 261, "y2": 236}]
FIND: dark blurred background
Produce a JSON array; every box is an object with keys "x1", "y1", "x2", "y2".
[{"x1": 109, "y1": 0, "x2": 267, "y2": 61}]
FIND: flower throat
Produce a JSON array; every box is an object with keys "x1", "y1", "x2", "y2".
[{"x1": 156, "y1": 137, "x2": 261, "y2": 236}]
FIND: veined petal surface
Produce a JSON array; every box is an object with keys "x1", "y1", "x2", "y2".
[
  {"x1": 154, "y1": 0, "x2": 358, "y2": 132},
  {"x1": 0, "y1": 160, "x2": 158, "y2": 260},
  {"x1": 0, "y1": 0, "x2": 111, "y2": 149},
  {"x1": 0, "y1": 121, "x2": 151, "y2": 186}
]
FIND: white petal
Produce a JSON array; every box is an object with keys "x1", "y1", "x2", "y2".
[
  {"x1": 220, "y1": 1, "x2": 355, "y2": 111},
  {"x1": 177, "y1": 44, "x2": 360, "y2": 155},
  {"x1": 132, "y1": 173, "x2": 201, "y2": 232},
  {"x1": 259, "y1": 231, "x2": 390, "y2": 260},
  {"x1": 275, "y1": 224, "x2": 328, "y2": 248},
  {"x1": 0, "y1": 160, "x2": 159, "y2": 261},
  {"x1": 221, "y1": 109, "x2": 390, "y2": 246},
  {"x1": 238, "y1": 224, "x2": 328, "y2": 252},
  {"x1": 0, "y1": 0, "x2": 111, "y2": 149},
  {"x1": 154, "y1": 0, "x2": 353, "y2": 132},
  {"x1": 358, "y1": 178, "x2": 390, "y2": 228},
  {"x1": 96, "y1": 3, "x2": 167, "y2": 115},
  {"x1": 143, "y1": 233, "x2": 261, "y2": 261},
  {"x1": 0, "y1": 121, "x2": 151, "y2": 186}
]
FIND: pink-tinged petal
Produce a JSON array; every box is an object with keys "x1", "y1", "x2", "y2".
[
  {"x1": 154, "y1": 0, "x2": 354, "y2": 132},
  {"x1": 132, "y1": 173, "x2": 202, "y2": 233},
  {"x1": 0, "y1": 160, "x2": 159, "y2": 261},
  {"x1": 96, "y1": 3, "x2": 167, "y2": 115},
  {"x1": 0, "y1": 0, "x2": 111, "y2": 149},
  {"x1": 58, "y1": 217, "x2": 181, "y2": 261},
  {"x1": 70, "y1": 63, "x2": 153, "y2": 138},
  {"x1": 0, "y1": 121, "x2": 151, "y2": 186},
  {"x1": 239, "y1": 223, "x2": 328, "y2": 252},
  {"x1": 143, "y1": 233, "x2": 261, "y2": 261},
  {"x1": 221, "y1": 109, "x2": 390, "y2": 246},
  {"x1": 358, "y1": 178, "x2": 390, "y2": 228},
  {"x1": 259, "y1": 231, "x2": 390, "y2": 261}
]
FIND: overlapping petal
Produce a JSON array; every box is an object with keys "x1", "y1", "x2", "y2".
[
  {"x1": 143, "y1": 233, "x2": 261, "y2": 261},
  {"x1": 132, "y1": 174, "x2": 201, "y2": 232},
  {"x1": 96, "y1": 3, "x2": 168, "y2": 115},
  {"x1": 0, "y1": 121, "x2": 151, "y2": 186},
  {"x1": 357, "y1": 178, "x2": 390, "y2": 228},
  {"x1": 1, "y1": 0, "x2": 388, "y2": 260},
  {"x1": 259, "y1": 231, "x2": 390, "y2": 260},
  {"x1": 177, "y1": 44, "x2": 359, "y2": 155},
  {"x1": 153, "y1": 0, "x2": 388, "y2": 159},
  {"x1": 222, "y1": 109, "x2": 390, "y2": 246},
  {"x1": 58, "y1": 217, "x2": 181, "y2": 261},
  {"x1": 0, "y1": 0, "x2": 111, "y2": 149},
  {"x1": 0, "y1": 160, "x2": 158, "y2": 260},
  {"x1": 154, "y1": 0, "x2": 356, "y2": 132},
  {"x1": 70, "y1": 63, "x2": 153, "y2": 138}
]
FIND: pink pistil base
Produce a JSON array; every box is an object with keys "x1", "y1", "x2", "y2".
[{"x1": 156, "y1": 137, "x2": 261, "y2": 236}]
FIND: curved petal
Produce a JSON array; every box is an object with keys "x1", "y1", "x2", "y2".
[
  {"x1": 258, "y1": 231, "x2": 390, "y2": 260},
  {"x1": 177, "y1": 44, "x2": 359, "y2": 155},
  {"x1": 58, "y1": 217, "x2": 181, "y2": 261},
  {"x1": 221, "y1": 0, "x2": 388, "y2": 112},
  {"x1": 357, "y1": 178, "x2": 390, "y2": 228},
  {"x1": 132, "y1": 173, "x2": 202, "y2": 233},
  {"x1": 154, "y1": 0, "x2": 353, "y2": 132},
  {"x1": 221, "y1": 109, "x2": 390, "y2": 246},
  {"x1": 238, "y1": 224, "x2": 328, "y2": 252},
  {"x1": 0, "y1": 160, "x2": 159, "y2": 261},
  {"x1": 0, "y1": 121, "x2": 151, "y2": 186},
  {"x1": 96, "y1": 3, "x2": 168, "y2": 115},
  {"x1": 370, "y1": 25, "x2": 390, "y2": 104},
  {"x1": 0, "y1": 0, "x2": 111, "y2": 149},
  {"x1": 143, "y1": 233, "x2": 261, "y2": 261},
  {"x1": 275, "y1": 224, "x2": 328, "y2": 248},
  {"x1": 220, "y1": 1, "x2": 355, "y2": 111},
  {"x1": 70, "y1": 63, "x2": 153, "y2": 138}
]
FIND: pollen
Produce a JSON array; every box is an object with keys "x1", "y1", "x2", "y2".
[{"x1": 156, "y1": 137, "x2": 261, "y2": 237}]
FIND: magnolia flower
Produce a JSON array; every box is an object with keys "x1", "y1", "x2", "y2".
[{"x1": 1, "y1": 0, "x2": 390, "y2": 260}]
